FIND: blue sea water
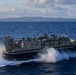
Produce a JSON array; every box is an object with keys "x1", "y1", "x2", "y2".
[{"x1": 0, "y1": 22, "x2": 76, "y2": 75}]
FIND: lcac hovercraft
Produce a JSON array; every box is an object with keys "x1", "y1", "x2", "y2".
[{"x1": 3, "y1": 33, "x2": 76, "y2": 60}]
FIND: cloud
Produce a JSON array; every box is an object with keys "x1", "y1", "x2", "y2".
[
  {"x1": 0, "y1": 0, "x2": 76, "y2": 18},
  {"x1": 23, "y1": 0, "x2": 68, "y2": 17},
  {"x1": 23, "y1": 0, "x2": 55, "y2": 8},
  {"x1": 0, "y1": 8, "x2": 15, "y2": 12},
  {"x1": 55, "y1": 0, "x2": 76, "y2": 4},
  {"x1": 35, "y1": 0, "x2": 47, "y2": 4},
  {"x1": 23, "y1": 0, "x2": 67, "y2": 12},
  {"x1": 23, "y1": 0, "x2": 76, "y2": 7}
]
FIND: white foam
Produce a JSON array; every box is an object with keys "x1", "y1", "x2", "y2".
[
  {"x1": 39, "y1": 48, "x2": 76, "y2": 63},
  {"x1": 0, "y1": 59, "x2": 40, "y2": 67}
]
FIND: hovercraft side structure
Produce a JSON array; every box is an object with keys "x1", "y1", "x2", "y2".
[{"x1": 3, "y1": 34, "x2": 76, "y2": 59}]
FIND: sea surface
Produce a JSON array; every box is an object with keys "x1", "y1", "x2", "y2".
[{"x1": 0, "y1": 22, "x2": 76, "y2": 75}]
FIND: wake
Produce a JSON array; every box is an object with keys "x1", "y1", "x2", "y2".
[{"x1": 0, "y1": 44, "x2": 76, "y2": 67}]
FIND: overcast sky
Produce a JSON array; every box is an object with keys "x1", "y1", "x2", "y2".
[{"x1": 0, "y1": 0, "x2": 76, "y2": 18}]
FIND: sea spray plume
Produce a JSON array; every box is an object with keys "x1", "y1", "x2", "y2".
[
  {"x1": 39, "y1": 48, "x2": 63, "y2": 63},
  {"x1": 39, "y1": 48, "x2": 76, "y2": 63},
  {"x1": 0, "y1": 44, "x2": 5, "y2": 61}
]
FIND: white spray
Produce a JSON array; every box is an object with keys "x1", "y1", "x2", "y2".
[{"x1": 39, "y1": 48, "x2": 76, "y2": 63}]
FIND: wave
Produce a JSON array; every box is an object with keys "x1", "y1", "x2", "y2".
[
  {"x1": 0, "y1": 44, "x2": 76, "y2": 67},
  {"x1": 0, "y1": 59, "x2": 40, "y2": 67}
]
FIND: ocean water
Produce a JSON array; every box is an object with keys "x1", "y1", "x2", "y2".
[{"x1": 0, "y1": 22, "x2": 76, "y2": 75}]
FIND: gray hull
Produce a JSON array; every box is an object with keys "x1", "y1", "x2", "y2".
[
  {"x1": 3, "y1": 46, "x2": 76, "y2": 60},
  {"x1": 3, "y1": 50, "x2": 42, "y2": 60}
]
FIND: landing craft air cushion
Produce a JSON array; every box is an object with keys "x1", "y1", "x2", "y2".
[{"x1": 3, "y1": 33, "x2": 76, "y2": 60}]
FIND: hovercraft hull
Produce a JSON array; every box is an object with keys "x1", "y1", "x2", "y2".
[
  {"x1": 3, "y1": 46, "x2": 76, "y2": 60},
  {"x1": 3, "y1": 50, "x2": 42, "y2": 60}
]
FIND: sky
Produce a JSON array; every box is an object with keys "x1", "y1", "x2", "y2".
[{"x1": 0, "y1": 0, "x2": 76, "y2": 18}]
